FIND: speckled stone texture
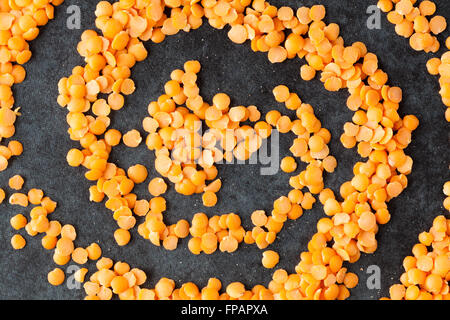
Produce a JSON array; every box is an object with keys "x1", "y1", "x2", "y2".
[{"x1": 0, "y1": 0, "x2": 449, "y2": 300}]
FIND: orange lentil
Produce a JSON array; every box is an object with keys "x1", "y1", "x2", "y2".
[
  {"x1": 202, "y1": 191, "x2": 217, "y2": 207},
  {"x1": 114, "y1": 229, "x2": 131, "y2": 246},
  {"x1": 148, "y1": 177, "x2": 167, "y2": 197},
  {"x1": 11, "y1": 234, "x2": 26, "y2": 250},
  {"x1": 212, "y1": 93, "x2": 230, "y2": 111},
  {"x1": 268, "y1": 46, "x2": 288, "y2": 63},
  {"x1": 300, "y1": 64, "x2": 316, "y2": 81},
  {"x1": 97, "y1": 257, "x2": 113, "y2": 270},
  {"x1": 0, "y1": 188, "x2": 5, "y2": 203},
  {"x1": 123, "y1": 129, "x2": 142, "y2": 148},
  {"x1": 41, "y1": 235, "x2": 57, "y2": 250},
  {"x1": 419, "y1": 1, "x2": 436, "y2": 16},
  {"x1": 8, "y1": 175, "x2": 24, "y2": 190},
  {"x1": 111, "y1": 276, "x2": 129, "y2": 294},
  {"x1": 226, "y1": 282, "x2": 245, "y2": 299},
  {"x1": 251, "y1": 210, "x2": 267, "y2": 227},
  {"x1": 61, "y1": 224, "x2": 77, "y2": 241},
  {"x1": 429, "y1": 16, "x2": 447, "y2": 35},
  {"x1": 127, "y1": 164, "x2": 148, "y2": 184},
  {"x1": 174, "y1": 220, "x2": 190, "y2": 238},
  {"x1": 280, "y1": 156, "x2": 297, "y2": 173},
  {"x1": 262, "y1": 250, "x2": 280, "y2": 269},
  {"x1": 273, "y1": 85, "x2": 290, "y2": 103},
  {"x1": 323, "y1": 156, "x2": 337, "y2": 173},
  {"x1": 105, "y1": 129, "x2": 122, "y2": 146},
  {"x1": 9, "y1": 193, "x2": 28, "y2": 207},
  {"x1": 66, "y1": 149, "x2": 84, "y2": 167},
  {"x1": 56, "y1": 237, "x2": 74, "y2": 256},
  {"x1": 163, "y1": 236, "x2": 178, "y2": 251},
  {"x1": 10, "y1": 214, "x2": 27, "y2": 230},
  {"x1": 310, "y1": 5, "x2": 326, "y2": 21},
  {"x1": 28, "y1": 188, "x2": 44, "y2": 205},
  {"x1": 46, "y1": 221, "x2": 62, "y2": 237},
  {"x1": 228, "y1": 24, "x2": 247, "y2": 44},
  {"x1": 72, "y1": 247, "x2": 89, "y2": 265},
  {"x1": 48, "y1": 268, "x2": 65, "y2": 286},
  {"x1": 396, "y1": 0, "x2": 413, "y2": 16}
]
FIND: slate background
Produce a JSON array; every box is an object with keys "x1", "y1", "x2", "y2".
[{"x1": 0, "y1": 0, "x2": 449, "y2": 300}]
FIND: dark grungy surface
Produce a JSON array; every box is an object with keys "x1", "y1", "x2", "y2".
[{"x1": 0, "y1": 0, "x2": 449, "y2": 300}]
